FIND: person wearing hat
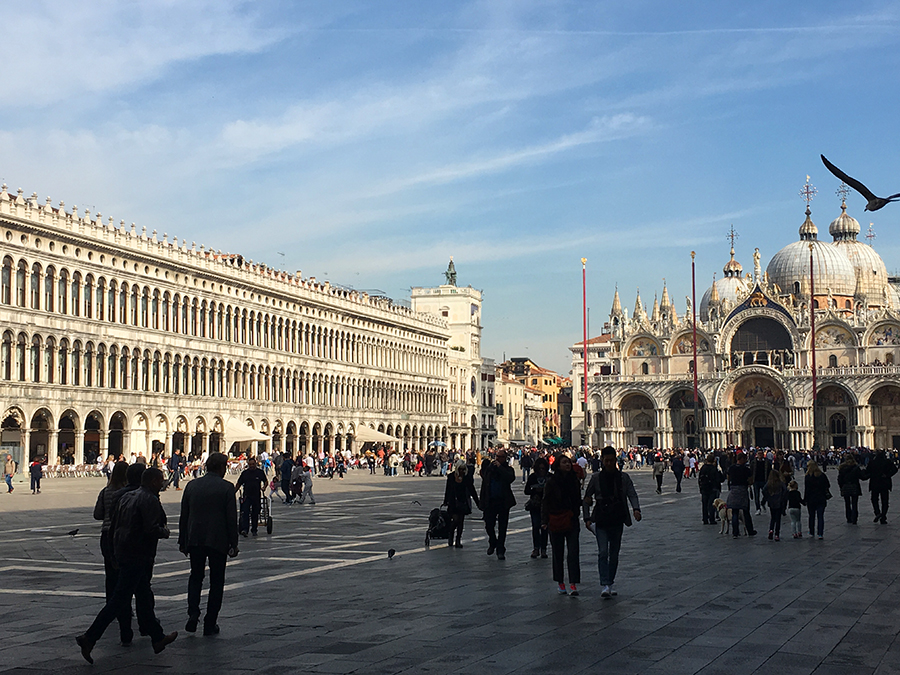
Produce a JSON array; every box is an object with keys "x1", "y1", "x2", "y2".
[{"x1": 443, "y1": 459, "x2": 480, "y2": 548}]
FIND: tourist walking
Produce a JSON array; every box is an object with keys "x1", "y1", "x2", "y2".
[
  {"x1": 480, "y1": 449, "x2": 516, "y2": 560},
  {"x1": 443, "y1": 459, "x2": 480, "y2": 548},
  {"x1": 29, "y1": 459, "x2": 42, "y2": 494},
  {"x1": 235, "y1": 456, "x2": 268, "y2": 536},
  {"x1": 297, "y1": 463, "x2": 316, "y2": 504},
  {"x1": 178, "y1": 452, "x2": 239, "y2": 637},
  {"x1": 92, "y1": 461, "x2": 137, "y2": 645},
  {"x1": 837, "y1": 454, "x2": 866, "y2": 524},
  {"x1": 76, "y1": 468, "x2": 177, "y2": 664},
  {"x1": 750, "y1": 450, "x2": 770, "y2": 515},
  {"x1": 166, "y1": 449, "x2": 184, "y2": 491},
  {"x1": 698, "y1": 453, "x2": 724, "y2": 524},
  {"x1": 582, "y1": 446, "x2": 642, "y2": 598},
  {"x1": 524, "y1": 456, "x2": 550, "y2": 558},
  {"x1": 4, "y1": 454, "x2": 15, "y2": 493},
  {"x1": 867, "y1": 450, "x2": 897, "y2": 524},
  {"x1": 671, "y1": 453, "x2": 685, "y2": 493},
  {"x1": 726, "y1": 451, "x2": 757, "y2": 537},
  {"x1": 765, "y1": 469, "x2": 788, "y2": 541},
  {"x1": 280, "y1": 454, "x2": 294, "y2": 504},
  {"x1": 804, "y1": 460, "x2": 831, "y2": 539},
  {"x1": 652, "y1": 454, "x2": 666, "y2": 494},
  {"x1": 787, "y1": 480, "x2": 804, "y2": 538},
  {"x1": 542, "y1": 454, "x2": 582, "y2": 596}
]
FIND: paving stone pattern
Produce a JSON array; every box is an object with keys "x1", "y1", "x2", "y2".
[{"x1": 0, "y1": 469, "x2": 899, "y2": 674}]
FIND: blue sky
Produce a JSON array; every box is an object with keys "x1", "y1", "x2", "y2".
[{"x1": 3, "y1": 1, "x2": 900, "y2": 375}]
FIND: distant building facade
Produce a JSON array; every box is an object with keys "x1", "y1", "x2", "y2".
[
  {"x1": 0, "y1": 185, "x2": 450, "y2": 471},
  {"x1": 411, "y1": 260, "x2": 495, "y2": 452},
  {"x1": 585, "y1": 200, "x2": 900, "y2": 452}
]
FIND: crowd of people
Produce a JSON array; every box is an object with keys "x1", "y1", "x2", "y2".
[{"x1": 71, "y1": 437, "x2": 899, "y2": 663}]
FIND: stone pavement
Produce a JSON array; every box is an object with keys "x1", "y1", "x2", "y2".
[{"x1": 0, "y1": 468, "x2": 899, "y2": 674}]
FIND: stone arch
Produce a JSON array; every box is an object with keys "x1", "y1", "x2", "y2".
[
  {"x1": 109, "y1": 410, "x2": 128, "y2": 459},
  {"x1": 868, "y1": 385, "x2": 900, "y2": 450},
  {"x1": 714, "y1": 366, "x2": 794, "y2": 409}
]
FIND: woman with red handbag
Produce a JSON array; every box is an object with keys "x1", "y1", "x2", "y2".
[{"x1": 541, "y1": 454, "x2": 582, "y2": 596}]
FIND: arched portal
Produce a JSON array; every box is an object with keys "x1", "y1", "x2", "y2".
[
  {"x1": 109, "y1": 412, "x2": 127, "y2": 459},
  {"x1": 869, "y1": 386, "x2": 900, "y2": 450},
  {"x1": 818, "y1": 385, "x2": 855, "y2": 449},
  {"x1": 29, "y1": 409, "x2": 52, "y2": 461},
  {"x1": 729, "y1": 317, "x2": 794, "y2": 369},
  {"x1": 727, "y1": 375, "x2": 787, "y2": 448},
  {"x1": 621, "y1": 393, "x2": 656, "y2": 448},
  {"x1": 668, "y1": 389, "x2": 706, "y2": 449}
]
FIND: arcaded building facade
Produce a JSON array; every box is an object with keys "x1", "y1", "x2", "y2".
[
  {"x1": 0, "y1": 185, "x2": 450, "y2": 470},
  {"x1": 583, "y1": 199, "x2": 900, "y2": 452}
]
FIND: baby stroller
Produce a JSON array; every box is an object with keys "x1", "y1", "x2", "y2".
[{"x1": 425, "y1": 507, "x2": 451, "y2": 548}]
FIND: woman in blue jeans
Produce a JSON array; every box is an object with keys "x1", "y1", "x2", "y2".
[
  {"x1": 524, "y1": 457, "x2": 549, "y2": 558},
  {"x1": 804, "y1": 460, "x2": 831, "y2": 539}
]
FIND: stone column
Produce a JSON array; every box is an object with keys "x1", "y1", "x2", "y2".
[
  {"x1": 75, "y1": 430, "x2": 85, "y2": 465},
  {"x1": 99, "y1": 431, "x2": 109, "y2": 461},
  {"x1": 21, "y1": 428, "x2": 31, "y2": 463},
  {"x1": 48, "y1": 429, "x2": 59, "y2": 465},
  {"x1": 201, "y1": 432, "x2": 209, "y2": 456}
]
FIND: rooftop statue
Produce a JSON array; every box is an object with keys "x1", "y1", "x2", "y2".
[{"x1": 445, "y1": 257, "x2": 457, "y2": 286}]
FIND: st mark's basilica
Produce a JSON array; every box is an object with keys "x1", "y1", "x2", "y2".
[{"x1": 585, "y1": 189, "x2": 900, "y2": 453}]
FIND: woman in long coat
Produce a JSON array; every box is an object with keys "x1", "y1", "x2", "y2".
[{"x1": 444, "y1": 459, "x2": 480, "y2": 548}]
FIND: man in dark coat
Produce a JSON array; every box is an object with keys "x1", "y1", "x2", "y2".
[
  {"x1": 583, "y1": 446, "x2": 642, "y2": 598},
  {"x1": 235, "y1": 456, "x2": 268, "y2": 536},
  {"x1": 178, "y1": 452, "x2": 239, "y2": 636},
  {"x1": 77, "y1": 468, "x2": 177, "y2": 663},
  {"x1": 480, "y1": 449, "x2": 516, "y2": 560},
  {"x1": 868, "y1": 450, "x2": 898, "y2": 524}
]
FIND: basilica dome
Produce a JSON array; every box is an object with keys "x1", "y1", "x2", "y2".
[
  {"x1": 700, "y1": 247, "x2": 749, "y2": 320},
  {"x1": 766, "y1": 208, "x2": 857, "y2": 298},
  {"x1": 829, "y1": 203, "x2": 893, "y2": 307}
]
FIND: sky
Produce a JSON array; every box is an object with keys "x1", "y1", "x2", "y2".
[{"x1": 3, "y1": 1, "x2": 900, "y2": 375}]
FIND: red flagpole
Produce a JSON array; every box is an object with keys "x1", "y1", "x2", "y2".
[
  {"x1": 691, "y1": 251, "x2": 700, "y2": 449},
  {"x1": 582, "y1": 258, "x2": 589, "y2": 446},
  {"x1": 810, "y1": 243, "x2": 817, "y2": 449}
]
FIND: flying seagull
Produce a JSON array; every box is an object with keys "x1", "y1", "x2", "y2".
[
  {"x1": 410, "y1": 500, "x2": 421, "y2": 506},
  {"x1": 821, "y1": 155, "x2": 900, "y2": 212}
]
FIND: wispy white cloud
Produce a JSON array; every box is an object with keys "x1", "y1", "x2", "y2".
[{"x1": 0, "y1": 0, "x2": 286, "y2": 107}]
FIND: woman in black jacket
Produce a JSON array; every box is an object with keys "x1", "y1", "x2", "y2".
[
  {"x1": 804, "y1": 460, "x2": 831, "y2": 539},
  {"x1": 541, "y1": 454, "x2": 582, "y2": 596},
  {"x1": 524, "y1": 457, "x2": 550, "y2": 558},
  {"x1": 443, "y1": 460, "x2": 480, "y2": 548},
  {"x1": 837, "y1": 454, "x2": 866, "y2": 524}
]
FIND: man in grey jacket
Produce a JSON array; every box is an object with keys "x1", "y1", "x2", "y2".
[
  {"x1": 583, "y1": 446, "x2": 642, "y2": 598},
  {"x1": 178, "y1": 452, "x2": 239, "y2": 636}
]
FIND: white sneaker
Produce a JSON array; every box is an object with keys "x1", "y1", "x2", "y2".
[
  {"x1": 609, "y1": 586, "x2": 618, "y2": 596},
  {"x1": 756, "y1": 509, "x2": 761, "y2": 515},
  {"x1": 600, "y1": 586, "x2": 611, "y2": 598}
]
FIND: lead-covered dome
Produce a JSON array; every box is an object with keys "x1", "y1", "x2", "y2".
[
  {"x1": 829, "y1": 203, "x2": 892, "y2": 306},
  {"x1": 766, "y1": 208, "x2": 857, "y2": 298},
  {"x1": 700, "y1": 247, "x2": 749, "y2": 320}
]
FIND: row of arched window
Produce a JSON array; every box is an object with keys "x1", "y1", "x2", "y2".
[
  {"x1": 0, "y1": 331, "x2": 447, "y2": 415},
  {"x1": 0, "y1": 257, "x2": 445, "y2": 376}
]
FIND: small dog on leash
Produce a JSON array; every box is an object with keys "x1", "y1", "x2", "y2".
[
  {"x1": 714, "y1": 499, "x2": 730, "y2": 535},
  {"x1": 714, "y1": 498, "x2": 747, "y2": 535}
]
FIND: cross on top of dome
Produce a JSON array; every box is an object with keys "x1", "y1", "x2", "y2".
[
  {"x1": 836, "y1": 181, "x2": 851, "y2": 205},
  {"x1": 799, "y1": 175, "x2": 817, "y2": 208}
]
